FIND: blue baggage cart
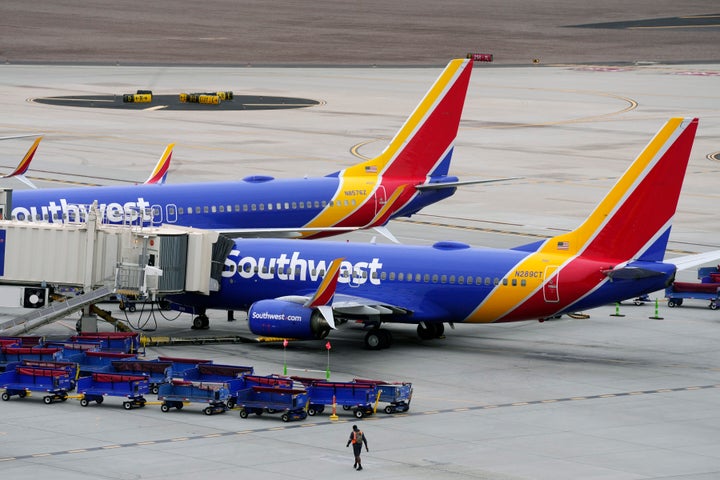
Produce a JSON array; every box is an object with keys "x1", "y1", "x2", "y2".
[
  {"x1": 354, "y1": 378, "x2": 413, "y2": 414},
  {"x1": 292, "y1": 377, "x2": 377, "y2": 418},
  {"x1": 0, "y1": 365, "x2": 73, "y2": 404},
  {"x1": 182, "y1": 364, "x2": 253, "y2": 408},
  {"x1": 158, "y1": 379, "x2": 230, "y2": 415},
  {"x1": 71, "y1": 332, "x2": 141, "y2": 353},
  {"x1": 1, "y1": 346, "x2": 62, "y2": 370},
  {"x1": 76, "y1": 372, "x2": 149, "y2": 409},
  {"x1": 76, "y1": 351, "x2": 138, "y2": 375},
  {"x1": 8, "y1": 360, "x2": 80, "y2": 389},
  {"x1": 235, "y1": 386, "x2": 308, "y2": 422},
  {"x1": 111, "y1": 359, "x2": 173, "y2": 394},
  {"x1": 157, "y1": 356, "x2": 213, "y2": 378}
]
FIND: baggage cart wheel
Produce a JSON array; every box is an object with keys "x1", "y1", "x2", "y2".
[
  {"x1": 667, "y1": 299, "x2": 678, "y2": 308},
  {"x1": 239, "y1": 409, "x2": 248, "y2": 418},
  {"x1": 43, "y1": 396, "x2": 53, "y2": 404},
  {"x1": 1, "y1": 392, "x2": 9, "y2": 401},
  {"x1": 353, "y1": 409, "x2": 365, "y2": 419},
  {"x1": 97, "y1": 397, "x2": 104, "y2": 404},
  {"x1": 161, "y1": 403, "x2": 170, "y2": 412},
  {"x1": 266, "y1": 408, "x2": 277, "y2": 413},
  {"x1": 384, "y1": 405, "x2": 395, "y2": 414},
  {"x1": 226, "y1": 399, "x2": 235, "y2": 409},
  {"x1": 80, "y1": 398, "x2": 89, "y2": 407},
  {"x1": 18, "y1": 391, "x2": 27, "y2": 398},
  {"x1": 123, "y1": 402, "x2": 132, "y2": 410},
  {"x1": 281, "y1": 413, "x2": 289, "y2": 422},
  {"x1": 307, "y1": 407, "x2": 318, "y2": 416},
  {"x1": 128, "y1": 304, "x2": 136, "y2": 312},
  {"x1": 342, "y1": 405, "x2": 351, "y2": 411},
  {"x1": 254, "y1": 411, "x2": 263, "y2": 416},
  {"x1": 204, "y1": 407, "x2": 213, "y2": 416},
  {"x1": 151, "y1": 385, "x2": 159, "y2": 395},
  {"x1": 60, "y1": 395, "x2": 68, "y2": 402},
  {"x1": 176, "y1": 403, "x2": 183, "y2": 410},
  {"x1": 710, "y1": 302, "x2": 718, "y2": 310}
]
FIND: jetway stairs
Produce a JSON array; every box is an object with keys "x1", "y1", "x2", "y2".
[{"x1": 0, "y1": 285, "x2": 114, "y2": 335}]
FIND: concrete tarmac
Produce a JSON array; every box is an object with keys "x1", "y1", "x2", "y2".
[{"x1": 2, "y1": 57, "x2": 720, "y2": 480}]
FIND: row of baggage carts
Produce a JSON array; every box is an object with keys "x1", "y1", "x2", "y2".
[{"x1": 0, "y1": 333, "x2": 412, "y2": 422}]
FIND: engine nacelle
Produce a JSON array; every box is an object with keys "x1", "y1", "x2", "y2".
[{"x1": 248, "y1": 300, "x2": 331, "y2": 339}]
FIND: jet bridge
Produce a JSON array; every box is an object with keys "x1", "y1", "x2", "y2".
[{"x1": 0, "y1": 207, "x2": 233, "y2": 336}]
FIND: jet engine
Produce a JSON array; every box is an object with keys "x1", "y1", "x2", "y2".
[{"x1": 247, "y1": 300, "x2": 332, "y2": 339}]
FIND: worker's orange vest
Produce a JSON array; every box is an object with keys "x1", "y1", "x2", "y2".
[{"x1": 352, "y1": 431, "x2": 363, "y2": 444}]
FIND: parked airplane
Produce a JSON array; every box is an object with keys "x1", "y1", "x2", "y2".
[
  {"x1": 8, "y1": 58, "x2": 496, "y2": 240},
  {"x1": 168, "y1": 117, "x2": 711, "y2": 345}
]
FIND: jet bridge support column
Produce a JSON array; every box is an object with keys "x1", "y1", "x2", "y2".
[{"x1": 79, "y1": 204, "x2": 99, "y2": 332}]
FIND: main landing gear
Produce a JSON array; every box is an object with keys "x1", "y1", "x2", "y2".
[
  {"x1": 417, "y1": 322, "x2": 444, "y2": 340},
  {"x1": 364, "y1": 329, "x2": 393, "y2": 350},
  {"x1": 192, "y1": 313, "x2": 210, "y2": 330}
]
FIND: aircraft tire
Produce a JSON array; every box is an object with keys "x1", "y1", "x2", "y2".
[{"x1": 364, "y1": 330, "x2": 390, "y2": 350}]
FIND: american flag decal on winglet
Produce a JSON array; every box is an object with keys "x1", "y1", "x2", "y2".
[
  {"x1": 365, "y1": 166, "x2": 377, "y2": 173},
  {"x1": 557, "y1": 241, "x2": 569, "y2": 250}
]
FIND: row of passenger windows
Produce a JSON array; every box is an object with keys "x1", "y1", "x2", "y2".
[
  {"x1": 245, "y1": 265, "x2": 530, "y2": 287},
  {"x1": 179, "y1": 198, "x2": 358, "y2": 215}
]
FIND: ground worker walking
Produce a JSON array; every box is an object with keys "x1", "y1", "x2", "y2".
[{"x1": 346, "y1": 424, "x2": 369, "y2": 470}]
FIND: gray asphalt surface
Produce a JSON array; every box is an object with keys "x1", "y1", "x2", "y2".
[{"x1": 1, "y1": 1, "x2": 719, "y2": 66}]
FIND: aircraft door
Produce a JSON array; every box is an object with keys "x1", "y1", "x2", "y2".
[
  {"x1": 543, "y1": 266, "x2": 560, "y2": 303},
  {"x1": 151, "y1": 204, "x2": 163, "y2": 226},
  {"x1": 374, "y1": 186, "x2": 387, "y2": 216}
]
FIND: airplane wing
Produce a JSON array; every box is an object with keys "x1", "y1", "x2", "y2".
[
  {"x1": 276, "y1": 293, "x2": 412, "y2": 317},
  {"x1": 666, "y1": 250, "x2": 720, "y2": 271},
  {"x1": 143, "y1": 143, "x2": 174, "y2": 185},
  {"x1": 415, "y1": 177, "x2": 521, "y2": 191},
  {"x1": 213, "y1": 226, "x2": 361, "y2": 238}
]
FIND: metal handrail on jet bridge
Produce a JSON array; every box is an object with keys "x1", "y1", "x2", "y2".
[{"x1": 0, "y1": 285, "x2": 115, "y2": 336}]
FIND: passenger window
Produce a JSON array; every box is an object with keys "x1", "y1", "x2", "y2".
[
  {"x1": 458, "y1": 276, "x2": 465, "y2": 285},
  {"x1": 219, "y1": 205, "x2": 225, "y2": 213},
  {"x1": 511, "y1": 279, "x2": 517, "y2": 286},
  {"x1": 389, "y1": 272, "x2": 395, "y2": 281},
  {"x1": 449, "y1": 275, "x2": 455, "y2": 284},
  {"x1": 203, "y1": 206, "x2": 209, "y2": 213},
  {"x1": 441, "y1": 275, "x2": 447, "y2": 284},
  {"x1": 502, "y1": 278, "x2": 508, "y2": 286},
  {"x1": 211, "y1": 206, "x2": 217, "y2": 213},
  {"x1": 398, "y1": 273, "x2": 404, "y2": 281},
  {"x1": 432, "y1": 274, "x2": 438, "y2": 283},
  {"x1": 521, "y1": 279, "x2": 526, "y2": 286}
]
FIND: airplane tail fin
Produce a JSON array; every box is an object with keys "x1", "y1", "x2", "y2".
[
  {"x1": 542, "y1": 118, "x2": 699, "y2": 263},
  {"x1": 2, "y1": 136, "x2": 42, "y2": 189},
  {"x1": 341, "y1": 58, "x2": 473, "y2": 182},
  {"x1": 144, "y1": 143, "x2": 174, "y2": 184}
]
